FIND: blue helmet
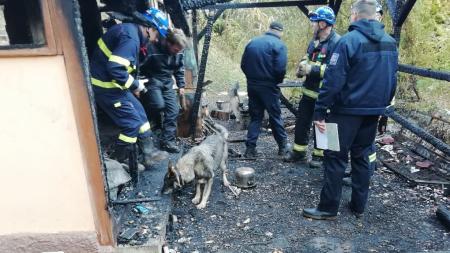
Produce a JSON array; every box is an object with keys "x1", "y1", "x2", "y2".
[
  {"x1": 309, "y1": 6, "x2": 336, "y2": 25},
  {"x1": 142, "y1": 8, "x2": 169, "y2": 38}
]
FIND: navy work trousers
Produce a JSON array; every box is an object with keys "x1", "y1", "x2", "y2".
[
  {"x1": 318, "y1": 113, "x2": 378, "y2": 214},
  {"x1": 95, "y1": 89, "x2": 151, "y2": 146},
  {"x1": 141, "y1": 81, "x2": 179, "y2": 143},
  {"x1": 246, "y1": 84, "x2": 287, "y2": 148}
]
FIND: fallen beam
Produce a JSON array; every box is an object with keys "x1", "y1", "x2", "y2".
[
  {"x1": 202, "y1": 0, "x2": 328, "y2": 10},
  {"x1": 398, "y1": 64, "x2": 450, "y2": 82},
  {"x1": 280, "y1": 94, "x2": 298, "y2": 116},
  {"x1": 436, "y1": 205, "x2": 450, "y2": 230},
  {"x1": 385, "y1": 108, "x2": 450, "y2": 157}
]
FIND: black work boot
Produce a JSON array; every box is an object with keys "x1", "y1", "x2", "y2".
[
  {"x1": 278, "y1": 143, "x2": 290, "y2": 156},
  {"x1": 309, "y1": 156, "x2": 323, "y2": 168},
  {"x1": 161, "y1": 141, "x2": 180, "y2": 153},
  {"x1": 302, "y1": 208, "x2": 337, "y2": 220},
  {"x1": 244, "y1": 146, "x2": 260, "y2": 158},
  {"x1": 283, "y1": 150, "x2": 307, "y2": 163},
  {"x1": 348, "y1": 201, "x2": 363, "y2": 218},
  {"x1": 138, "y1": 136, "x2": 169, "y2": 167},
  {"x1": 111, "y1": 144, "x2": 132, "y2": 162}
]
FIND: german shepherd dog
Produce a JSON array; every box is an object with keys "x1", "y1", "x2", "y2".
[{"x1": 162, "y1": 123, "x2": 230, "y2": 209}]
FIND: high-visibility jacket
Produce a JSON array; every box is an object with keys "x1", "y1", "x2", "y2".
[
  {"x1": 301, "y1": 30, "x2": 340, "y2": 100},
  {"x1": 90, "y1": 23, "x2": 147, "y2": 92}
]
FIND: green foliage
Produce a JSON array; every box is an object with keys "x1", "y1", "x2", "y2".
[{"x1": 198, "y1": 0, "x2": 449, "y2": 111}]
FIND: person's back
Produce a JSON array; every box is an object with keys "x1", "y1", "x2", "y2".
[
  {"x1": 241, "y1": 31, "x2": 287, "y2": 86},
  {"x1": 240, "y1": 22, "x2": 288, "y2": 158},
  {"x1": 303, "y1": 0, "x2": 398, "y2": 220},
  {"x1": 315, "y1": 19, "x2": 397, "y2": 119},
  {"x1": 90, "y1": 23, "x2": 141, "y2": 93}
]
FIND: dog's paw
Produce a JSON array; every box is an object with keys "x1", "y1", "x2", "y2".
[
  {"x1": 191, "y1": 197, "x2": 200, "y2": 205},
  {"x1": 196, "y1": 202, "x2": 207, "y2": 209}
]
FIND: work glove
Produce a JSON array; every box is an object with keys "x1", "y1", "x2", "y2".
[
  {"x1": 297, "y1": 61, "x2": 312, "y2": 77},
  {"x1": 133, "y1": 79, "x2": 148, "y2": 97}
]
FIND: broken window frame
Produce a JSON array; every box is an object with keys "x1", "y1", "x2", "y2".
[{"x1": 0, "y1": 0, "x2": 57, "y2": 57}]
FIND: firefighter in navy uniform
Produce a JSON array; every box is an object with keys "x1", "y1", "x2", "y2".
[
  {"x1": 140, "y1": 29, "x2": 188, "y2": 153},
  {"x1": 302, "y1": 0, "x2": 398, "y2": 220},
  {"x1": 90, "y1": 8, "x2": 169, "y2": 167},
  {"x1": 284, "y1": 6, "x2": 340, "y2": 168},
  {"x1": 241, "y1": 22, "x2": 289, "y2": 158}
]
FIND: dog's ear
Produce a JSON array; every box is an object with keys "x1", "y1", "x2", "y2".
[{"x1": 167, "y1": 160, "x2": 174, "y2": 175}]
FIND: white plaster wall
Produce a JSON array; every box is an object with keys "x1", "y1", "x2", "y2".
[{"x1": 0, "y1": 56, "x2": 96, "y2": 234}]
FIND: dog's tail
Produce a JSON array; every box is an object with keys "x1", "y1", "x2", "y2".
[{"x1": 213, "y1": 123, "x2": 229, "y2": 140}]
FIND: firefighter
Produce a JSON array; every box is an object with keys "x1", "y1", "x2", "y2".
[
  {"x1": 140, "y1": 28, "x2": 188, "y2": 153},
  {"x1": 283, "y1": 6, "x2": 340, "y2": 168},
  {"x1": 342, "y1": 0, "x2": 384, "y2": 187},
  {"x1": 241, "y1": 21, "x2": 289, "y2": 158},
  {"x1": 302, "y1": 0, "x2": 398, "y2": 220},
  {"x1": 90, "y1": 8, "x2": 169, "y2": 167}
]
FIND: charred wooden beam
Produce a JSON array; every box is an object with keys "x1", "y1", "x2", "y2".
[
  {"x1": 192, "y1": 10, "x2": 199, "y2": 65},
  {"x1": 201, "y1": 0, "x2": 328, "y2": 10},
  {"x1": 182, "y1": 0, "x2": 232, "y2": 11},
  {"x1": 280, "y1": 94, "x2": 298, "y2": 116},
  {"x1": 163, "y1": 0, "x2": 191, "y2": 36},
  {"x1": 385, "y1": 108, "x2": 450, "y2": 157},
  {"x1": 398, "y1": 64, "x2": 450, "y2": 82},
  {"x1": 395, "y1": 0, "x2": 416, "y2": 27},
  {"x1": 190, "y1": 16, "x2": 215, "y2": 138},
  {"x1": 332, "y1": 0, "x2": 342, "y2": 15},
  {"x1": 198, "y1": 9, "x2": 224, "y2": 40},
  {"x1": 297, "y1": 4, "x2": 310, "y2": 17},
  {"x1": 436, "y1": 205, "x2": 450, "y2": 230}
]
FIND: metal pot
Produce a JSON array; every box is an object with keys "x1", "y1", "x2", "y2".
[
  {"x1": 216, "y1": 100, "x2": 224, "y2": 110},
  {"x1": 235, "y1": 167, "x2": 256, "y2": 189}
]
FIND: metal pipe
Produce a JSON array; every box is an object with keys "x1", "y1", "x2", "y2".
[{"x1": 111, "y1": 197, "x2": 162, "y2": 205}]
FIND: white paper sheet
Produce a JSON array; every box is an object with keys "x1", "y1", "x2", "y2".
[{"x1": 315, "y1": 123, "x2": 340, "y2": 151}]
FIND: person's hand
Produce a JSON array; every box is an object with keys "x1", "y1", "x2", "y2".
[
  {"x1": 133, "y1": 78, "x2": 148, "y2": 97},
  {"x1": 314, "y1": 120, "x2": 326, "y2": 133},
  {"x1": 298, "y1": 61, "x2": 312, "y2": 77},
  {"x1": 296, "y1": 60, "x2": 307, "y2": 78},
  {"x1": 178, "y1": 88, "x2": 185, "y2": 96}
]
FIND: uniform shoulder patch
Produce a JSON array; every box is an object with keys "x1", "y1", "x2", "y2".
[{"x1": 329, "y1": 53, "x2": 339, "y2": 65}]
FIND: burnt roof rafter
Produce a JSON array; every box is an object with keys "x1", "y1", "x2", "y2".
[{"x1": 200, "y1": 0, "x2": 328, "y2": 10}]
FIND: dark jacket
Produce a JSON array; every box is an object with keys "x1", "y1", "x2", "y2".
[
  {"x1": 314, "y1": 19, "x2": 398, "y2": 120},
  {"x1": 90, "y1": 23, "x2": 146, "y2": 92},
  {"x1": 240, "y1": 31, "x2": 287, "y2": 86},
  {"x1": 140, "y1": 41, "x2": 185, "y2": 88},
  {"x1": 302, "y1": 30, "x2": 341, "y2": 99}
]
